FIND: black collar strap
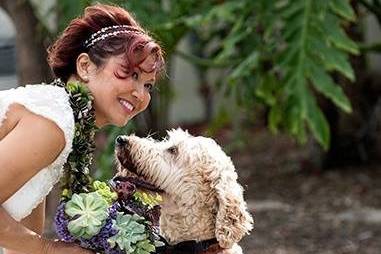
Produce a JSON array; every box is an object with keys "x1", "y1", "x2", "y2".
[{"x1": 156, "y1": 238, "x2": 219, "y2": 254}]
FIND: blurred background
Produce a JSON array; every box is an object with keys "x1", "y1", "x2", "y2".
[{"x1": 1, "y1": 0, "x2": 381, "y2": 253}]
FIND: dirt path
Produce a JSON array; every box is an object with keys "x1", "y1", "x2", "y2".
[{"x1": 225, "y1": 130, "x2": 381, "y2": 254}]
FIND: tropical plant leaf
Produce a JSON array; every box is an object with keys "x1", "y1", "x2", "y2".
[
  {"x1": 323, "y1": 13, "x2": 359, "y2": 55},
  {"x1": 303, "y1": 88, "x2": 330, "y2": 150},
  {"x1": 329, "y1": 0, "x2": 356, "y2": 22},
  {"x1": 307, "y1": 60, "x2": 352, "y2": 113},
  {"x1": 274, "y1": 0, "x2": 356, "y2": 148}
]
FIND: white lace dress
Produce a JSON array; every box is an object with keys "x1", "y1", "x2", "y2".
[{"x1": 0, "y1": 84, "x2": 75, "y2": 221}]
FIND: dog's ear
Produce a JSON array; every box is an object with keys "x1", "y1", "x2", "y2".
[{"x1": 214, "y1": 166, "x2": 253, "y2": 248}]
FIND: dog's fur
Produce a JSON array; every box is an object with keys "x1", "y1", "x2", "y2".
[{"x1": 115, "y1": 129, "x2": 253, "y2": 254}]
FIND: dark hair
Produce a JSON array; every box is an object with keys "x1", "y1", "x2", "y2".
[{"x1": 47, "y1": 4, "x2": 165, "y2": 82}]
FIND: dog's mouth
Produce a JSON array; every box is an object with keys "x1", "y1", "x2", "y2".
[
  {"x1": 115, "y1": 143, "x2": 139, "y2": 175},
  {"x1": 110, "y1": 175, "x2": 163, "y2": 194},
  {"x1": 115, "y1": 145, "x2": 164, "y2": 193}
]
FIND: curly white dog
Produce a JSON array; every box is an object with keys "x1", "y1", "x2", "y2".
[{"x1": 114, "y1": 129, "x2": 253, "y2": 254}]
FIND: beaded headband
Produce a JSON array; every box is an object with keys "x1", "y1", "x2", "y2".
[{"x1": 84, "y1": 25, "x2": 145, "y2": 48}]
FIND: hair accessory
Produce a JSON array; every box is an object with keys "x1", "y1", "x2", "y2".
[{"x1": 84, "y1": 25, "x2": 145, "y2": 48}]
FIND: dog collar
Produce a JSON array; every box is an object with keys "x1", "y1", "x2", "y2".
[{"x1": 156, "y1": 238, "x2": 222, "y2": 254}]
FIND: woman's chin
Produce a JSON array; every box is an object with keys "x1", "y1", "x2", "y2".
[
  {"x1": 114, "y1": 115, "x2": 131, "y2": 127},
  {"x1": 111, "y1": 119, "x2": 128, "y2": 127},
  {"x1": 107, "y1": 109, "x2": 137, "y2": 127}
]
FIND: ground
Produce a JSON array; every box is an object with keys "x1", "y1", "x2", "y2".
[{"x1": 214, "y1": 129, "x2": 381, "y2": 254}]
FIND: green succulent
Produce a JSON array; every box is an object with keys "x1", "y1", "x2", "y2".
[
  {"x1": 133, "y1": 191, "x2": 162, "y2": 208},
  {"x1": 65, "y1": 192, "x2": 109, "y2": 239},
  {"x1": 132, "y1": 240, "x2": 156, "y2": 254},
  {"x1": 92, "y1": 180, "x2": 118, "y2": 204},
  {"x1": 108, "y1": 213, "x2": 148, "y2": 252}
]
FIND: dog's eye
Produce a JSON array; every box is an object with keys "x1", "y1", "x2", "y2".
[{"x1": 167, "y1": 146, "x2": 178, "y2": 155}]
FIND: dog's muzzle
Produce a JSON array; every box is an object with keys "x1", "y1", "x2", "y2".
[
  {"x1": 116, "y1": 135, "x2": 129, "y2": 146},
  {"x1": 115, "y1": 136, "x2": 141, "y2": 176}
]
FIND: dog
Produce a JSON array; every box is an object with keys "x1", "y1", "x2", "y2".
[{"x1": 114, "y1": 129, "x2": 253, "y2": 254}]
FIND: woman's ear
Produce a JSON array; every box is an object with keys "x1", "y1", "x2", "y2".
[{"x1": 76, "y1": 53, "x2": 95, "y2": 82}]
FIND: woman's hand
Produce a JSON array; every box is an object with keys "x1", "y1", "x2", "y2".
[{"x1": 43, "y1": 239, "x2": 95, "y2": 254}]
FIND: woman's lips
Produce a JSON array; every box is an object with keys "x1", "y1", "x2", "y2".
[{"x1": 119, "y1": 98, "x2": 135, "y2": 113}]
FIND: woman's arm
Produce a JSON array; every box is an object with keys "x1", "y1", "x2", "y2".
[
  {"x1": 21, "y1": 199, "x2": 46, "y2": 236},
  {"x1": 0, "y1": 205, "x2": 46, "y2": 254},
  {"x1": 0, "y1": 109, "x2": 65, "y2": 203},
  {"x1": 3, "y1": 200, "x2": 46, "y2": 254},
  {"x1": 0, "y1": 205, "x2": 93, "y2": 254},
  {"x1": 0, "y1": 108, "x2": 93, "y2": 254}
]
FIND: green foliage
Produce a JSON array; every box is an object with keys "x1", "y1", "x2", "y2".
[
  {"x1": 275, "y1": 0, "x2": 357, "y2": 149},
  {"x1": 133, "y1": 191, "x2": 162, "y2": 209},
  {"x1": 65, "y1": 192, "x2": 109, "y2": 239},
  {"x1": 173, "y1": 0, "x2": 358, "y2": 149},
  {"x1": 132, "y1": 240, "x2": 156, "y2": 254},
  {"x1": 108, "y1": 213, "x2": 150, "y2": 253},
  {"x1": 92, "y1": 180, "x2": 118, "y2": 204},
  {"x1": 56, "y1": 0, "x2": 91, "y2": 31},
  {"x1": 120, "y1": 0, "x2": 217, "y2": 52}
]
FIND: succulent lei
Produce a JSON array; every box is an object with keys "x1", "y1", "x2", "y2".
[
  {"x1": 52, "y1": 79, "x2": 163, "y2": 254},
  {"x1": 53, "y1": 78, "x2": 97, "y2": 198}
]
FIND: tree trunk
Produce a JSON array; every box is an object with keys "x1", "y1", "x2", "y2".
[{"x1": 0, "y1": 0, "x2": 51, "y2": 85}]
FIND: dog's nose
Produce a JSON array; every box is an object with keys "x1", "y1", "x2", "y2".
[{"x1": 116, "y1": 136, "x2": 128, "y2": 146}]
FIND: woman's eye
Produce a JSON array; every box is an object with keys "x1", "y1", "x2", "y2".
[
  {"x1": 114, "y1": 69, "x2": 128, "y2": 79},
  {"x1": 132, "y1": 72, "x2": 139, "y2": 80},
  {"x1": 144, "y1": 83, "x2": 154, "y2": 92}
]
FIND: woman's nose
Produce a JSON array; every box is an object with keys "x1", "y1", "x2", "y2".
[{"x1": 131, "y1": 85, "x2": 145, "y2": 102}]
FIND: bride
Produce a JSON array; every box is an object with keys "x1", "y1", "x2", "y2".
[{"x1": 0, "y1": 3, "x2": 164, "y2": 254}]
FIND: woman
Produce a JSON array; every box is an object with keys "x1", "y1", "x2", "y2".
[{"x1": 0, "y1": 3, "x2": 164, "y2": 254}]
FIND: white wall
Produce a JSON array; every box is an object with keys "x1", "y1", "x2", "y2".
[
  {"x1": 0, "y1": 8, "x2": 15, "y2": 40},
  {"x1": 0, "y1": 75, "x2": 18, "y2": 90},
  {"x1": 0, "y1": 7, "x2": 17, "y2": 90},
  {"x1": 169, "y1": 35, "x2": 205, "y2": 124}
]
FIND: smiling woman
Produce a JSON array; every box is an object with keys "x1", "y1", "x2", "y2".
[
  {"x1": 48, "y1": 4, "x2": 165, "y2": 127},
  {"x1": 68, "y1": 53, "x2": 158, "y2": 127},
  {"x1": 0, "y1": 3, "x2": 165, "y2": 254}
]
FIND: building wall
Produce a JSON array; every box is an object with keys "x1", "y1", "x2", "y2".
[
  {"x1": 169, "y1": 35, "x2": 205, "y2": 124},
  {"x1": 0, "y1": 7, "x2": 17, "y2": 90}
]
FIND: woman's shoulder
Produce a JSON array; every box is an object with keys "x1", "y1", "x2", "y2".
[
  {"x1": 1, "y1": 83, "x2": 73, "y2": 119},
  {"x1": 0, "y1": 83, "x2": 75, "y2": 150},
  {"x1": 1, "y1": 83, "x2": 68, "y2": 99}
]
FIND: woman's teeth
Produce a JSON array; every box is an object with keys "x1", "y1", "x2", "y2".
[{"x1": 119, "y1": 99, "x2": 134, "y2": 112}]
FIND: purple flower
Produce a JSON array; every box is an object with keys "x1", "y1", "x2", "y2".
[
  {"x1": 54, "y1": 202, "x2": 123, "y2": 253},
  {"x1": 79, "y1": 216, "x2": 118, "y2": 252},
  {"x1": 54, "y1": 202, "x2": 75, "y2": 242}
]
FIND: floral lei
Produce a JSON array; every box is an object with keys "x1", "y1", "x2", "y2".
[
  {"x1": 51, "y1": 79, "x2": 164, "y2": 254},
  {"x1": 53, "y1": 78, "x2": 97, "y2": 198}
]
